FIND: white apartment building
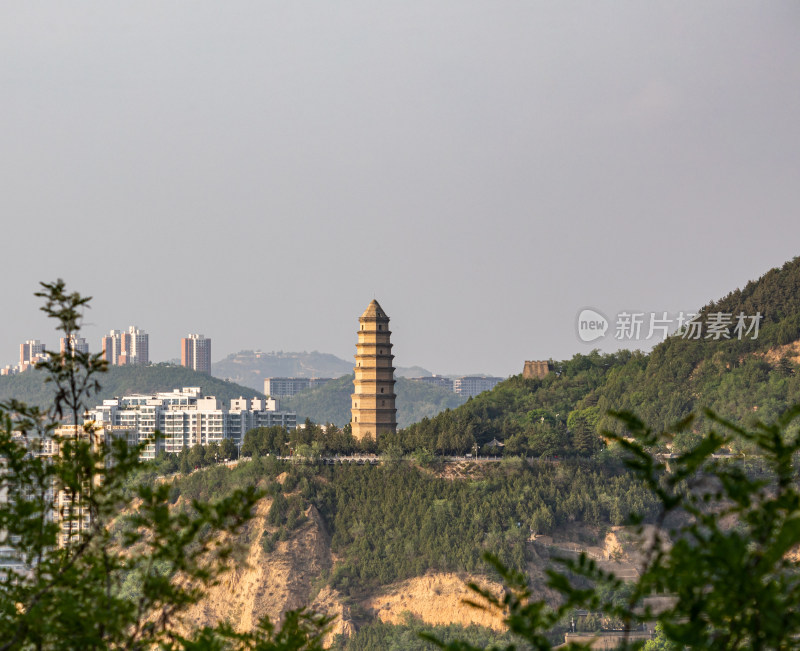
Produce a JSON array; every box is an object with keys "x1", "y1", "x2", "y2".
[
  {"x1": 86, "y1": 387, "x2": 296, "y2": 459},
  {"x1": 452, "y1": 376, "x2": 504, "y2": 398},
  {"x1": 264, "y1": 377, "x2": 332, "y2": 398}
]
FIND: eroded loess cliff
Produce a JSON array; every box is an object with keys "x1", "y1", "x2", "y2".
[
  {"x1": 176, "y1": 494, "x2": 518, "y2": 644},
  {"x1": 179, "y1": 497, "x2": 340, "y2": 634},
  {"x1": 363, "y1": 572, "x2": 506, "y2": 631},
  {"x1": 177, "y1": 490, "x2": 652, "y2": 646}
]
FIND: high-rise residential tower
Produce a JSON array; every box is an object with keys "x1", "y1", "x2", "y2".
[
  {"x1": 60, "y1": 335, "x2": 89, "y2": 356},
  {"x1": 101, "y1": 330, "x2": 121, "y2": 364},
  {"x1": 101, "y1": 327, "x2": 149, "y2": 365},
  {"x1": 19, "y1": 340, "x2": 46, "y2": 371},
  {"x1": 181, "y1": 334, "x2": 211, "y2": 374},
  {"x1": 351, "y1": 300, "x2": 397, "y2": 442},
  {"x1": 125, "y1": 326, "x2": 149, "y2": 365}
]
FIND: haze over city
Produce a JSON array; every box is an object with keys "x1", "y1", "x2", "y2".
[{"x1": 2, "y1": 2, "x2": 799, "y2": 376}]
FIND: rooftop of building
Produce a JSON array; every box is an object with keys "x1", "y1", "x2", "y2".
[{"x1": 360, "y1": 299, "x2": 388, "y2": 319}]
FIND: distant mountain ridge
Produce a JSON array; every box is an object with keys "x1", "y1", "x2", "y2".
[{"x1": 212, "y1": 350, "x2": 431, "y2": 392}]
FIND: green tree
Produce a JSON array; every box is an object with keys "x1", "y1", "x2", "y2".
[
  {"x1": 527, "y1": 427, "x2": 562, "y2": 458},
  {"x1": 187, "y1": 443, "x2": 206, "y2": 469},
  {"x1": 529, "y1": 505, "x2": 554, "y2": 535},
  {"x1": 268, "y1": 491, "x2": 289, "y2": 526},
  {"x1": 411, "y1": 447, "x2": 435, "y2": 467},
  {"x1": 567, "y1": 407, "x2": 602, "y2": 456},
  {"x1": 221, "y1": 438, "x2": 238, "y2": 461},
  {"x1": 642, "y1": 623, "x2": 679, "y2": 650},
  {"x1": 207, "y1": 441, "x2": 221, "y2": 464},
  {"x1": 381, "y1": 443, "x2": 404, "y2": 461},
  {"x1": 180, "y1": 449, "x2": 192, "y2": 474}
]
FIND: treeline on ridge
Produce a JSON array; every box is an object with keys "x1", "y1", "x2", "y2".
[{"x1": 393, "y1": 257, "x2": 800, "y2": 456}]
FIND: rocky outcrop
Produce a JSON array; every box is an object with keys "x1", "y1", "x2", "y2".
[{"x1": 311, "y1": 586, "x2": 355, "y2": 646}]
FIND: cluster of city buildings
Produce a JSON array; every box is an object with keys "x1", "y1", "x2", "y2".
[
  {"x1": 1, "y1": 300, "x2": 511, "y2": 577},
  {"x1": 1, "y1": 330, "x2": 212, "y2": 375},
  {"x1": 3, "y1": 384, "x2": 296, "y2": 569},
  {"x1": 1, "y1": 426, "x2": 81, "y2": 565},
  {"x1": 87, "y1": 386, "x2": 296, "y2": 460},
  {"x1": 3, "y1": 336, "x2": 93, "y2": 374},
  {"x1": 14, "y1": 339, "x2": 49, "y2": 373},
  {"x1": 1, "y1": 385, "x2": 297, "y2": 573},
  {"x1": 100, "y1": 327, "x2": 150, "y2": 366},
  {"x1": 1, "y1": 425, "x2": 112, "y2": 554}
]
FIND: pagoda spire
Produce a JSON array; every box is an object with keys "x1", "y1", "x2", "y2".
[{"x1": 351, "y1": 300, "x2": 397, "y2": 442}]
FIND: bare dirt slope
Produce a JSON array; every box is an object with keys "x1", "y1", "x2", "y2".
[
  {"x1": 178, "y1": 494, "x2": 510, "y2": 642},
  {"x1": 363, "y1": 572, "x2": 507, "y2": 631},
  {"x1": 179, "y1": 498, "x2": 343, "y2": 635},
  {"x1": 761, "y1": 340, "x2": 800, "y2": 365}
]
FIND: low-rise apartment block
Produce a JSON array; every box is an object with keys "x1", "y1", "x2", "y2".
[
  {"x1": 87, "y1": 387, "x2": 296, "y2": 459},
  {"x1": 264, "y1": 377, "x2": 332, "y2": 398},
  {"x1": 452, "y1": 376, "x2": 504, "y2": 398}
]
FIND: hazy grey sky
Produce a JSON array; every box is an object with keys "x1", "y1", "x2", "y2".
[{"x1": 2, "y1": 2, "x2": 799, "y2": 376}]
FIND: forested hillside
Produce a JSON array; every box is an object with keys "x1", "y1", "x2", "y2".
[
  {"x1": 0, "y1": 364, "x2": 263, "y2": 409},
  {"x1": 169, "y1": 455, "x2": 657, "y2": 596},
  {"x1": 591, "y1": 257, "x2": 800, "y2": 436},
  {"x1": 144, "y1": 449, "x2": 658, "y2": 645},
  {"x1": 284, "y1": 375, "x2": 466, "y2": 428},
  {"x1": 395, "y1": 257, "x2": 800, "y2": 455}
]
